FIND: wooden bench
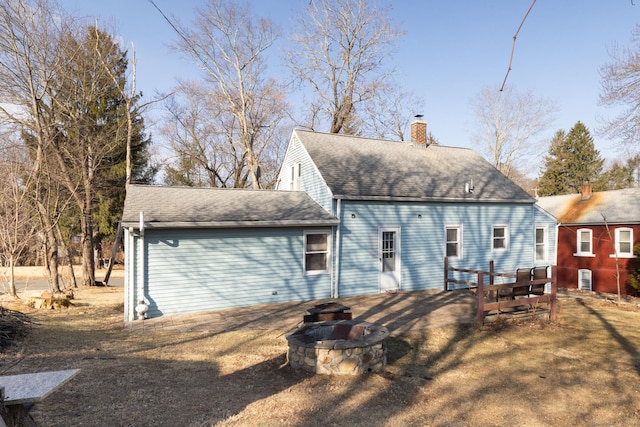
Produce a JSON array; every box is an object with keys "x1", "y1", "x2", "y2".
[
  {"x1": 499, "y1": 267, "x2": 533, "y2": 300},
  {"x1": 443, "y1": 258, "x2": 557, "y2": 325},
  {"x1": 0, "y1": 369, "x2": 80, "y2": 427}
]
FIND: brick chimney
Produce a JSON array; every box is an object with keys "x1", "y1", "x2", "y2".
[
  {"x1": 581, "y1": 182, "x2": 593, "y2": 200},
  {"x1": 411, "y1": 116, "x2": 428, "y2": 147}
]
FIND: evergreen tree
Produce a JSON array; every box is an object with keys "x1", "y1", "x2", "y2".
[
  {"x1": 93, "y1": 107, "x2": 155, "y2": 245},
  {"x1": 537, "y1": 130, "x2": 568, "y2": 196},
  {"x1": 49, "y1": 26, "x2": 153, "y2": 284},
  {"x1": 593, "y1": 157, "x2": 637, "y2": 191},
  {"x1": 538, "y1": 122, "x2": 604, "y2": 196}
]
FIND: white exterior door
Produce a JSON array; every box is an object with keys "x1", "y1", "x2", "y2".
[{"x1": 379, "y1": 227, "x2": 400, "y2": 292}]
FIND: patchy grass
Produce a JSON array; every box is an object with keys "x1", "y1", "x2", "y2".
[
  {"x1": 1, "y1": 265, "x2": 125, "y2": 281},
  {"x1": 1, "y1": 288, "x2": 639, "y2": 426}
]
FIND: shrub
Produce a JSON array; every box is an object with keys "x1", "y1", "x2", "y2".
[{"x1": 628, "y1": 242, "x2": 640, "y2": 291}]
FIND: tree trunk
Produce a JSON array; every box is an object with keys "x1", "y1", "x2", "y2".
[
  {"x1": 102, "y1": 222, "x2": 122, "y2": 286},
  {"x1": 55, "y1": 224, "x2": 77, "y2": 289},
  {"x1": 80, "y1": 189, "x2": 95, "y2": 287},
  {"x1": 80, "y1": 226, "x2": 95, "y2": 286},
  {"x1": 8, "y1": 255, "x2": 17, "y2": 298},
  {"x1": 44, "y1": 227, "x2": 61, "y2": 293},
  {"x1": 32, "y1": 186, "x2": 60, "y2": 292},
  {"x1": 36, "y1": 199, "x2": 61, "y2": 293},
  {"x1": 247, "y1": 149, "x2": 261, "y2": 190}
]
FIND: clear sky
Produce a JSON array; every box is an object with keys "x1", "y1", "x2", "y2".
[{"x1": 59, "y1": 0, "x2": 640, "y2": 168}]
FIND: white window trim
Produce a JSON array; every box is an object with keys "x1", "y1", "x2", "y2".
[
  {"x1": 492, "y1": 224, "x2": 509, "y2": 251},
  {"x1": 574, "y1": 228, "x2": 595, "y2": 257},
  {"x1": 445, "y1": 224, "x2": 463, "y2": 260},
  {"x1": 610, "y1": 227, "x2": 636, "y2": 259},
  {"x1": 289, "y1": 162, "x2": 301, "y2": 191},
  {"x1": 578, "y1": 269, "x2": 592, "y2": 291},
  {"x1": 303, "y1": 230, "x2": 331, "y2": 276},
  {"x1": 535, "y1": 225, "x2": 548, "y2": 263}
]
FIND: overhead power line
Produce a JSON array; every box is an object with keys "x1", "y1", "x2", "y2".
[
  {"x1": 147, "y1": 0, "x2": 216, "y2": 76},
  {"x1": 500, "y1": 0, "x2": 537, "y2": 92}
]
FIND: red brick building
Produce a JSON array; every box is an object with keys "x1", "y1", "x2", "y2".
[{"x1": 537, "y1": 185, "x2": 640, "y2": 296}]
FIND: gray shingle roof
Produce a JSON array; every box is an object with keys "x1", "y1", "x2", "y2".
[
  {"x1": 536, "y1": 188, "x2": 640, "y2": 225},
  {"x1": 122, "y1": 185, "x2": 339, "y2": 229},
  {"x1": 295, "y1": 129, "x2": 534, "y2": 203}
]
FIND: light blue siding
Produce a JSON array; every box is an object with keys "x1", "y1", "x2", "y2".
[
  {"x1": 276, "y1": 134, "x2": 333, "y2": 211},
  {"x1": 125, "y1": 227, "x2": 332, "y2": 319},
  {"x1": 124, "y1": 200, "x2": 557, "y2": 319},
  {"x1": 335, "y1": 200, "x2": 553, "y2": 296}
]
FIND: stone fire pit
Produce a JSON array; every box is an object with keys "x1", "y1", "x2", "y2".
[{"x1": 286, "y1": 320, "x2": 389, "y2": 375}]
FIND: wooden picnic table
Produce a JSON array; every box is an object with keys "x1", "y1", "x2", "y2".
[{"x1": 0, "y1": 369, "x2": 80, "y2": 427}]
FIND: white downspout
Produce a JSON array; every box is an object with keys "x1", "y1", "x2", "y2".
[
  {"x1": 553, "y1": 222, "x2": 560, "y2": 265},
  {"x1": 126, "y1": 229, "x2": 135, "y2": 322},
  {"x1": 334, "y1": 199, "x2": 341, "y2": 299},
  {"x1": 135, "y1": 211, "x2": 149, "y2": 319}
]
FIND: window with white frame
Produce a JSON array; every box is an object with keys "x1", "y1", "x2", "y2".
[
  {"x1": 446, "y1": 225, "x2": 462, "y2": 259},
  {"x1": 575, "y1": 228, "x2": 594, "y2": 256},
  {"x1": 492, "y1": 225, "x2": 508, "y2": 251},
  {"x1": 289, "y1": 162, "x2": 301, "y2": 191},
  {"x1": 304, "y1": 231, "x2": 330, "y2": 274},
  {"x1": 535, "y1": 226, "x2": 547, "y2": 262},
  {"x1": 578, "y1": 269, "x2": 592, "y2": 291},
  {"x1": 613, "y1": 228, "x2": 634, "y2": 258}
]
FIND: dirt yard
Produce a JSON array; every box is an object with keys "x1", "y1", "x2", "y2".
[{"x1": 0, "y1": 286, "x2": 639, "y2": 427}]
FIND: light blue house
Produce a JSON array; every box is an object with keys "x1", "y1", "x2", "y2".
[
  {"x1": 122, "y1": 121, "x2": 556, "y2": 320},
  {"x1": 121, "y1": 187, "x2": 339, "y2": 320}
]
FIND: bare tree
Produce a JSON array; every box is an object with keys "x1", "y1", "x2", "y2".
[
  {"x1": 286, "y1": 0, "x2": 402, "y2": 134},
  {"x1": 363, "y1": 83, "x2": 425, "y2": 141},
  {"x1": 470, "y1": 85, "x2": 558, "y2": 181},
  {"x1": 0, "y1": 1, "x2": 143, "y2": 287},
  {"x1": 0, "y1": 140, "x2": 37, "y2": 297},
  {"x1": 162, "y1": 80, "x2": 247, "y2": 188},
  {"x1": 170, "y1": 0, "x2": 286, "y2": 189},
  {"x1": 0, "y1": 0, "x2": 72, "y2": 290},
  {"x1": 599, "y1": 24, "x2": 640, "y2": 150},
  {"x1": 46, "y1": 25, "x2": 140, "y2": 287},
  {"x1": 162, "y1": 78, "x2": 287, "y2": 188},
  {"x1": 31, "y1": 153, "x2": 71, "y2": 293}
]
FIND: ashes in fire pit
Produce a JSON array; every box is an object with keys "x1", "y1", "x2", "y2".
[{"x1": 286, "y1": 320, "x2": 389, "y2": 375}]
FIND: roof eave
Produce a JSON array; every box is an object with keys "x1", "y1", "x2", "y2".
[
  {"x1": 558, "y1": 221, "x2": 640, "y2": 227},
  {"x1": 122, "y1": 219, "x2": 339, "y2": 229},
  {"x1": 332, "y1": 195, "x2": 535, "y2": 204}
]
